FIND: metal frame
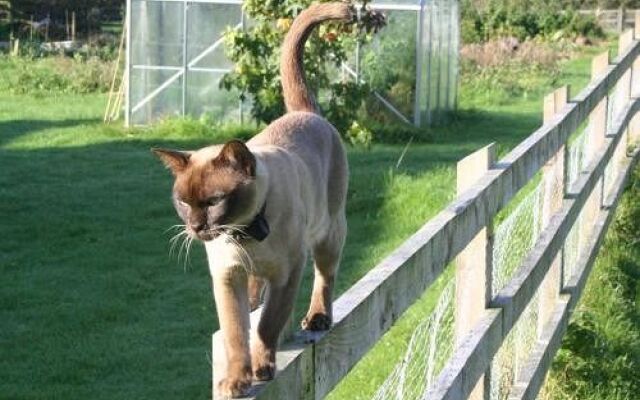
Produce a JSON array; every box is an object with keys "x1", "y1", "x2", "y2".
[{"x1": 125, "y1": 0, "x2": 459, "y2": 127}]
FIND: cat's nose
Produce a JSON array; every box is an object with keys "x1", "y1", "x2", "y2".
[{"x1": 192, "y1": 222, "x2": 206, "y2": 232}]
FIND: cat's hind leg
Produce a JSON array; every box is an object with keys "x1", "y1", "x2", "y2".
[{"x1": 302, "y1": 211, "x2": 347, "y2": 331}]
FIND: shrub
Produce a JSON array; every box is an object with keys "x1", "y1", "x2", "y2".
[
  {"x1": 220, "y1": 0, "x2": 385, "y2": 133},
  {"x1": 461, "y1": 0, "x2": 604, "y2": 43},
  {"x1": 0, "y1": 54, "x2": 113, "y2": 95},
  {"x1": 345, "y1": 121, "x2": 373, "y2": 149}
]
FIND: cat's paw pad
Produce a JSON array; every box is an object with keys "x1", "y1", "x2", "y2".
[
  {"x1": 217, "y1": 374, "x2": 252, "y2": 398},
  {"x1": 301, "y1": 312, "x2": 332, "y2": 331},
  {"x1": 253, "y1": 362, "x2": 276, "y2": 381}
]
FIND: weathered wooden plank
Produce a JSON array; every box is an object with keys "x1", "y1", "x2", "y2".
[
  {"x1": 455, "y1": 144, "x2": 496, "y2": 400},
  {"x1": 244, "y1": 340, "x2": 314, "y2": 400}
]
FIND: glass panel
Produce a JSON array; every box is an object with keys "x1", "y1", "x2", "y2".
[
  {"x1": 130, "y1": 68, "x2": 183, "y2": 125},
  {"x1": 357, "y1": 9, "x2": 418, "y2": 124},
  {"x1": 131, "y1": 0, "x2": 184, "y2": 67},
  {"x1": 418, "y1": 0, "x2": 459, "y2": 126},
  {"x1": 438, "y1": 0, "x2": 451, "y2": 123},
  {"x1": 448, "y1": 0, "x2": 459, "y2": 112},
  {"x1": 186, "y1": 70, "x2": 243, "y2": 123},
  {"x1": 187, "y1": 3, "x2": 242, "y2": 69}
]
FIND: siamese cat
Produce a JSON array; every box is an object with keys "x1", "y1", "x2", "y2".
[{"x1": 153, "y1": 3, "x2": 351, "y2": 397}]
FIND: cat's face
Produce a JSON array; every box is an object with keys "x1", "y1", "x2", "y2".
[{"x1": 153, "y1": 140, "x2": 257, "y2": 241}]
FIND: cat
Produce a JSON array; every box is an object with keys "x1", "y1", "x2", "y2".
[{"x1": 152, "y1": 3, "x2": 351, "y2": 397}]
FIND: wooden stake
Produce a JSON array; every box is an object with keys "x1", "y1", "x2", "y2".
[
  {"x1": 65, "y1": 10, "x2": 70, "y2": 40},
  {"x1": 12, "y1": 38, "x2": 19, "y2": 57},
  {"x1": 104, "y1": 21, "x2": 127, "y2": 123},
  {"x1": 72, "y1": 12, "x2": 76, "y2": 42}
]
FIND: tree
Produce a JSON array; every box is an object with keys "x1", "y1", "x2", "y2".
[{"x1": 7, "y1": 0, "x2": 124, "y2": 40}]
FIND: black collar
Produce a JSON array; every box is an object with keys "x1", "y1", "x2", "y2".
[{"x1": 231, "y1": 202, "x2": 269, "y2": 242}]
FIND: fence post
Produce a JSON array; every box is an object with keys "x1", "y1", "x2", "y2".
[
  {"x1": 582, "y1": 51, "x2": 609, "y2": 251},
  {"x1": 618, "y1": 7, "x2": 625, "y2": 32},
  {"x1": 618, "y1": 29, "x2": 634, "y2": 101},
  {"x1": 630, "y1": 14, "x2": 640, "y2": 145},
  {"x1": 455, "y1": 143, "x2": 495, "y2": 400},
  {"x1": 607, "y1": 30, "x2": 634, "y2": 202},
  {"x1": 538, "y1": 87, "x2": 568, "y2": 334}
]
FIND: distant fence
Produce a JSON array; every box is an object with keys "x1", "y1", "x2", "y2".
[
  {"x1": 210, "y1": 27, "x2": 640, "y2": 400},
  {"x1": 580, "y1": 8, "x2": 640, "y2": 33}
]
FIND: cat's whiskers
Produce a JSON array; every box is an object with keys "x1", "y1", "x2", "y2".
[
  {"x1": 169, "y1": 229, "x2": 188, "y2": 258},
  {"x1": 164, "y1": 224, "x2": 186, "y2": 234},
  {"x1": 177, "y1": 231, "x2": 192, "y2": 266},
  {"x1": 183, "y1": 235, "x2": 195, "y2": 272}
]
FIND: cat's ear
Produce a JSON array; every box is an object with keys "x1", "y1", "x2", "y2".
[
  {"x1": 215, "y1": 140, "x2": 256, "y2": 177},
  {"x1": 151, "y1": 148, "x2": 191, "y2": 175}
]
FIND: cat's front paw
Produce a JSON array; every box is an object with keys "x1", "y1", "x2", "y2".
[
  {"x1": 217, "y1": 368, "x2": 252, "y2": 398},
  {"x1": 301, "y1": 312, "x2": 332, "y2": 331},
  {"x1": 252, "y1": 344, "x2": 276, "y2": 381},
  {"x1": 253, "y1": 361, "x2": 276, "y2": 381}
]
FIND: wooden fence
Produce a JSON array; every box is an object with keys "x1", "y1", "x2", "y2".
[
  {"x1": 580, "y1": 8, "x2": 640, "y2": 33},
  {"x1": 210, "y1": 27, "x2": 640, "y2": 400}
]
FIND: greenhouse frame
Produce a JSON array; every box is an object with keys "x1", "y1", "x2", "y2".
[{"x1": 125, "y1": 0, "x2": 459, "y2": 127}]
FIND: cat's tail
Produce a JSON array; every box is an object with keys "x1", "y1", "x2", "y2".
[{"x1": 280, "y1": 2, "x2": 353, "y2": 114}]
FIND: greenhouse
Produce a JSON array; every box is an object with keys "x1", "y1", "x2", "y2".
[{"x1": 125, "y1": 0, "x2": 459, "y2": 127}]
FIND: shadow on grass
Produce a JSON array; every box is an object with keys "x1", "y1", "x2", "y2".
[
  {"x1": 0, "y1": 106, "x2": 542, "y2": 400},
  {"x1": 0, "y1": 118, "x2": 100, "y2": 146}
]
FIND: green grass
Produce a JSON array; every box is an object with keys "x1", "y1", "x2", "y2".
[{"x1": 0, "y1": 41, "x2": 626, "y2": 399}]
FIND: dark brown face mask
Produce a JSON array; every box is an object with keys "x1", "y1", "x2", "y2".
[{"x1": 229, "y1": 202, "x2": 269, "y2": 242}]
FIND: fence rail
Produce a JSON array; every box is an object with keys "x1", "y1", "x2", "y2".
[{"x1": 211, "y1": 26, "x2": 640, "y2": 400}]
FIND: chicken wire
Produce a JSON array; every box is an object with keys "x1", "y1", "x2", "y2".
[{"x1": 370, "y1": 281, "x2": 455, "y2": 400}]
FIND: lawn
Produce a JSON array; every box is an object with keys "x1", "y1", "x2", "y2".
[{"x1": 0, "y1": 40, "x2": 627, "y2": 399}]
